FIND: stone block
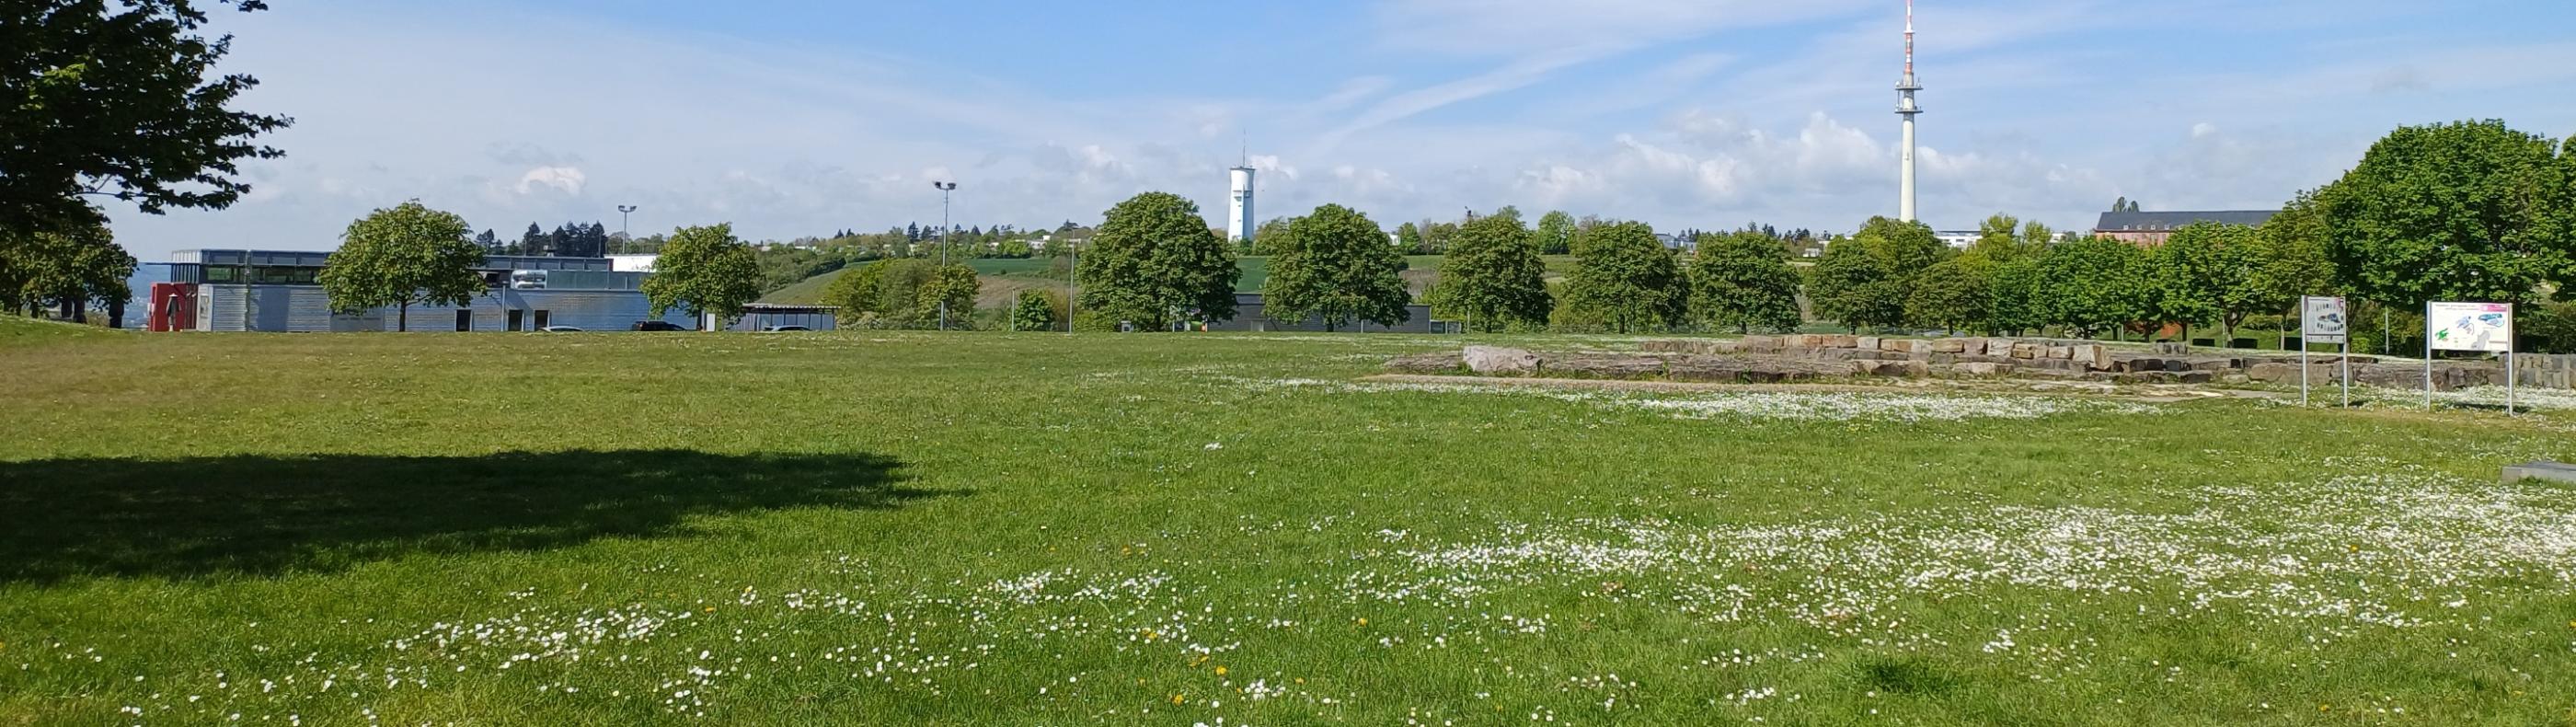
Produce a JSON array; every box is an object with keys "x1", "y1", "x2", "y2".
[
  {"x1": 1820, "y1": 334, "x2": 1858, "y2": 349},
  {"x1": 1930, "y1": 338, "x2": 1967, "y2": 354},
  {"x1": 2502, "y1": 461, "x2": 2576, "y2": 486},
  {"x1": 1462, "y1": 346, "x2": 1538, "y2": 375},
  {"x1": 2045, "y1": 346, "x2": 2074, "y2": 360},
  {"x1": 1857, "y1": 336, "x2": 1880, "y2": 352},
  {"x1": 1543, "y1": 355, "x2": 1666, "y2": 378},
  {"x1": 2245, "y1": 363, "x2": 2294, "y2": 382},
  {"x1": 1880, "y1": 338, "x2": 1914, "y2": 352},
  {"x1": 1954, "y1": 362, "x2": 2011, "y2": 377},
  {"x1": 1385, "y1": 352, "x2": 1465, "y2": 374},
  {"x1": 1665, "y1": 356, "x2": 1749, "y2": 382},
  {"x1": 2175, "y1": 371, "x2": 2214, "y2": 385},
  {"x1": 1852, "y1": 360, "x2": 1930, "y2": 377},
  {"x1": 2011, "y1": 343, "x2": 2039, "y2": 359}
]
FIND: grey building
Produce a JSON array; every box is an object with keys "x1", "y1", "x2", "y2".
[
  {"x1": 2093, "y1": 210, "x2": 2276, "y2": 246},
  {"x1": 153, "y1": 249, "x2": 699, "y2": 332},
  {"x1": 728, "y1": 304, "x2": 840, "y2": 331}
]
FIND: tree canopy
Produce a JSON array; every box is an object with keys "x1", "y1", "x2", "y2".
[
  {"x1": 1907, "y1": 257, "x2": 1992, "y2": 335},
  {"x1": 1263, "y1": 204, "x2": 1409, "y2": 331},
  {"x1": 1807, "y1": 237, "x2": 1903, "y2": 332},
  {"x1": 2033, "y1": 236, "x2": 2154, "y2": 338},
  {"x1": 1687, "y1": 230, "x2": 1803, "y2": 334},
  {"x1": 1076, "y1": 192, "x2": 1239, "y2": 329},
  {"x1": 316, "y1": 202, "x2": 483, "y2": 332},
  {"x1": 0, "y1": 218, "x2": 136, "y2": 320},
  {"x1": 642, "y1": 224, "x2": 761, "y2": 328},
  {"x1": 1534, "y1": 211, "x2": 1575, "y2": 255},
  {"x1": 2317, "y1": 120, "x2": 2576, "y2": 309},
  {"x1": 1436, "y1": 207, "x2": 1552, "y2": 332},
  {"x1": 1558, "y1": 221, "x2": 1686, "y2": 333},
  {"x1": 3, "y1": 0, "x2": 291, "y2": 236},
  {"x1": 2149, "y1": 222, "x2": 2265, "y2": 340}
]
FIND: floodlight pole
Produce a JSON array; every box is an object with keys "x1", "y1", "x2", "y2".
[
  {"x1": 1067, "y1": 237, "x2": 1078, "y2": 334},
  {"x1": 933, "y1": 181, "x2": 958, "y2": 330},
  {"x1": 617, "y1": 204, "x2": 638, "y2": 252}
]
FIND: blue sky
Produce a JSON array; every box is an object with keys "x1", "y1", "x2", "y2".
[{"x1": 101, "y1": 0, "x2": 2576, "y2": 260}]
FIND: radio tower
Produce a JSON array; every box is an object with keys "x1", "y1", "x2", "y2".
[{"x1": 1895, "y1": 0, "x2": 1923, "y2": 223}]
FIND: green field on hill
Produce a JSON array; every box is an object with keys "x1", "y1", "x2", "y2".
[{"x1": 5, "y1": 327, "x2": 2573, "y2": 724}]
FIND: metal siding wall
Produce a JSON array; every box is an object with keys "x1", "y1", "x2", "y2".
[
  {"x1": 400, "y1": 290, "x2": 690, "y2": 331},
  {"x1": 201, "y1": 285, "x2": 243, "y2": 331}
]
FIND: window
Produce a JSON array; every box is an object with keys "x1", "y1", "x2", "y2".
[
  {"x1": 505, "y1": 309, "x2": 523, "y2": 331},
  {"x1": 454, "y1": 310, "x2": 473, "y2": 332},
  {"x1": 533, "y1": 310, "x2": 550, "y2": 329}
]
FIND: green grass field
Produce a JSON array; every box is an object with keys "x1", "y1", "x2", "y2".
[{"x1": 5, "y1": 325, "x2": 2574, "y2": 724}]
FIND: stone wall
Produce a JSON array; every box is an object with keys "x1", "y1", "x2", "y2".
[{"x1": 1385, "y1": 337, "x2": 2560, "y2": 390}]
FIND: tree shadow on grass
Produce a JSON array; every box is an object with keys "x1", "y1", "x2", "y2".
[{"x1": 0, "y1": 449, "x2": 949, "y2": 583}]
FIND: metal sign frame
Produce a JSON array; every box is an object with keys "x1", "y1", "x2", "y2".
[
  {"x1": 2423, "y1": 302, "x2": 2516, "y2": 414},
  {"x1": 2298, "y1": 296, "x2": 2351, "y2": 407}
]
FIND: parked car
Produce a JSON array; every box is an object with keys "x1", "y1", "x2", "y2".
[
  {"x1": 762, "y1": 325, "x2": 812, "y2": 332},
  {"x1": 630, "y1": 320, "x2": 688, "y2": 331},
  {"x1": 536, "y1": 326, "x2": 584, "y2": 332}
]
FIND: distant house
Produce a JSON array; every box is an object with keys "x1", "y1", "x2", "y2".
[
  {"x1": 2093, "y1": 210, "x2": 2275, "y2": 246},
  {"x1": 1934, "y1": 230, "x2": 1980, "y2": 249}
]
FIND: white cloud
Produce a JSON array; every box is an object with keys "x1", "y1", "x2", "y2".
[{"x1": 514, "y1": 167, "x2": 588, "y2": 196}]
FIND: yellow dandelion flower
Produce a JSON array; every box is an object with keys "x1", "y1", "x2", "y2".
[
  {"x1": 1357, "y1": 617, "x2": 1368, "y2": 626},
  {"x1": 1214, "y1": 666, "x2": 1227, "y2": 676},
  {"x1": 1171, "y1": 694, "x2": 1186, "y2": 705}
]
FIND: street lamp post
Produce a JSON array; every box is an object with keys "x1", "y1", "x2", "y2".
[
  {"x1": 615, "y1": 205, "x2": 638, "y2": 253},
  {"x1": 931, "y1": 181, "x2": 958, "y2": 330}
]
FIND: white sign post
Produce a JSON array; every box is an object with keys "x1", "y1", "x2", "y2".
[
  {"x1": 2425, "y1": 302, "x2": 2515, "y2": 414},
  {"x1": 2301, "y1": 296, "x2": 2348, "y2": 407}
]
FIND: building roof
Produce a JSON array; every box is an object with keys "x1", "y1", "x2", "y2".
[{"x1": 2093, "y1": 210, "x2": 2276, "y2": 233}]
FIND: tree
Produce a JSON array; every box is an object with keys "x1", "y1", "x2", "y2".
[
  {"x1": 316, "y1": 201, "x2": 484, "y2": 332},
  {"x1": 1974, "y1": 213, "x2": 2021, "y2": 251},
  {"x1": 0, "y1": 218, "x2": 136, "y2": 322},
  {"x1": 1687, "y1": 230, "x2": 1803, "y2": 334},
  {"x1": 2, "y1": 0, "x2": 291, "y2": 237},
  {"x1": 642, "y1": 223, "x2": 761, "y2": 329},
  {"x1": 1985, "y1": 254, "x2": 2047, "y2": 335},
  {"x1": 1436, "y1": 207, "x2": 1552, "y2": 332},
  {"x1": 1263, "y1": 204, "x2": 1409, "y2": 331},
  {"x1": 920, "y1": 263, "x2": 979, "y2": 329},
  {"x1": 2033, "y1": 236, "x2": 2153, "y2": 338},
  {"x1": 1393, "y1": 222, "x2": 1422, "y2": 255},
  {"x1": 1011, "y1": 289, "x2": 1059, "y2": 331},
  {"x1": 517, "y1": 223, "x2": 546, "y2": 256},
  {"x1": 2249, "y1": 192, "x2": 2334, "y2": 317},
  {"x1": 1855, "y1": 215, "x2": 1947, "y2": 279},
  {"x1": 1559, "y1": 221, "x2": 1687, "y2": 333},
  {"x1": 2150, "y1": 222, "x2": 2264, "y2": 340},
  {"x1": 1077, "y1": 192, "x2": 1238, "y2": 329},
  {"x1": 1535, "y1": 211, "x2": 1576, "y2": 255},
  {"x1": 1250, "y1": 216, "x2": 1301, "y2": 256},
  {"x1": 1807, "y1": 237, "x2": 1902, "y2": 332},
  {"x1": 2317, "y1": 120, "x2": 2575, "y2": 310},
  {"x1": 1906, "y1": 258, "x2": 1992, "y2": 335}
]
